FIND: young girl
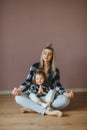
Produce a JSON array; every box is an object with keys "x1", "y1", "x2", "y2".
[
  {"x1": 12, "y1": 43, "x2": 74, "y2": 116},
  {"x1": 29, "y1": 70, "x2": 56, "y2": 111}
]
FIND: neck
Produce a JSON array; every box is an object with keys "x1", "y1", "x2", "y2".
[
  {"x1": 44, "y1": 61, "x2": 50, "y2": 67},
  {"x1": 43, "y1": 61, "x2": 50, "y2": 73}
]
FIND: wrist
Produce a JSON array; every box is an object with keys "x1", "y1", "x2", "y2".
[
  {"x1": 18, "y1": 87, "x2": 23, "y2": 93},
  {"x1": 63, "y1": 92, "x2": 69, "y2": 97}
]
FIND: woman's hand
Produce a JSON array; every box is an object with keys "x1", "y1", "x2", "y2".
[
  {"x1": 12, "y1": 87, "x2": 22, "y2": 96},
  {"x1": 63, "y1": 91, "x2": 74, "y2": 99}
]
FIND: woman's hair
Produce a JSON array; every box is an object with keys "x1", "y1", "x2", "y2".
[
  {"x1": 39, "y1": 43, "x2": 56, "y2": 76},
  {"x1": 33, "y1": 70, "x2": 47, "y2": 84}
]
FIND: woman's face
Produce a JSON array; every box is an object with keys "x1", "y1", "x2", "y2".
[{"x1": 42, "y1": 49, "x2": 53, "y2": 63}]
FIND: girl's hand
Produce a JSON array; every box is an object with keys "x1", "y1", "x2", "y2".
[
  {"x1": 63, "y1": 91, "x2": 74, "y2": 99},
  {"x1": 38, "y1": 85, "x2": 46, "y2": 94},
  {"x1": 12, "y1": 87, "x2": 22, "y2": 96}
]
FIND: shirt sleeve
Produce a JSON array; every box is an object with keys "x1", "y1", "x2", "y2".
[
  {"x1": 20, "y1": 64, "x2": 37, "y2": 91},
  {"x1": 50, "y1": 68, "x2": 66, "y2": 94}
]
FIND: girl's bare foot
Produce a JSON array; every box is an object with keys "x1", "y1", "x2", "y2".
[
  {"x1": 45, "y1": 110, "x2": 63, "y2": 117},
  {"x1": 21, "y1": 108, "x2": 33, "y2": 113}
]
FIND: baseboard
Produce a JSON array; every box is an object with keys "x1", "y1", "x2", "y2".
[
  {"x1": 0, "y1": 88, "x2": 87, "y2": 94},
  {"x1": 66, "y1": 88, "x2": 87, "y2": 92},
  {"x1": 0, "y1": 90, "x2": 12, "y2": 94}
]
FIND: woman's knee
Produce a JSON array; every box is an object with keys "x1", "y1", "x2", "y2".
[
  {"x1": 59, "y1": 95, "x2": 70, "y2": 106},
  {"x1": 52, "y1": 95, "x2": 70, "y2": 109},
  {"x1": 15, "y1": 95, "x2": 20, "y2": 104},
  {"x1": 15, "y1": 94, "x2": 25, "y2": 104}
]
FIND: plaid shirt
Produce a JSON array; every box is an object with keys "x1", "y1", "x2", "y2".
[
  {"x1": 20, "y1": 63, "x2": 65, "y2": 94},
  {"x1": 28, "y1": 83, "x2": 53, "y2": 97}
]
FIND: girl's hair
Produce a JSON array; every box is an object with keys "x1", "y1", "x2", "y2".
[
  {"x1": 39, "y1": 43, "x2": 56, "y2": 76},
  {"x1": 33, "y1": 70, "x2": 47, "y2": 84}
]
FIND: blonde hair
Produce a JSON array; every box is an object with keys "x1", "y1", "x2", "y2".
[{"x1": 39, "y1": 43, "x2": 56, "y2": 76}]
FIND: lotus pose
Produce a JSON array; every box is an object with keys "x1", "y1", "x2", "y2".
[{"x1": 12, "y1": 43, "x2": 74, "y2": 117}]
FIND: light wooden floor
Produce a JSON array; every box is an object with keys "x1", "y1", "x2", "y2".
[{"x1": 0, "y1": 92, "x2": 87, "y2": 130}]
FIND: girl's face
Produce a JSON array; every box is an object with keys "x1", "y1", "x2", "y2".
[
  {"x1": 35, "y1": 74, "x2": 44, "y2": 85},
  {"x1": 42, "y1": 49, "x2": 53, "y2": 63}
]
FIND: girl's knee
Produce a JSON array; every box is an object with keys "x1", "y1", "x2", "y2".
[{"x1": 48, "y1": 89, "x2": 56, "y2": 95}]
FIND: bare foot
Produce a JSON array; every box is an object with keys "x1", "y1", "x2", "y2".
[
  {"x1": 46, "y1": 106, "x2": 53, "y2": 111},
  {"x1": 21, "y1": 108, "x2": 33, "y2": 113},
  {"x1": 45, "y1": 110, "x2": 63, "y2": 117}
]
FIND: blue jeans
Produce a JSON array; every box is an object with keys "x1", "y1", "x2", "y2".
[
  {"x1": 15, "y1": 92, "x2": 70, "y2": 115},
  {"x1": 29, "y1": 89, "x2": 55, "y2": 103}
]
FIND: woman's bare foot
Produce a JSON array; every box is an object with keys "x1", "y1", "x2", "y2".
[
  {"x1": 21, "y1": 108, "x2": 33, "y2": 113},
  {"x1": 45, "y1": 110, "x2": 63, "y2": 117},
  {"x1": 46, "y1": 106, "x2": 53, "y2": 111}
]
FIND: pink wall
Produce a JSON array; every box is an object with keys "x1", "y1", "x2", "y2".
[{"x1": 0, "y1": 0, "x2": 87, "y2": 90}]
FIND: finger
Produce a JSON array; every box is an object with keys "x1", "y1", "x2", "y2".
[
  {"x1": 70, "y1": 93, "x2": 74, "y2": 98},
  {"x1": 12, "y1": 88, "x2": 18, "y2": 95},
  {"x1": 12, "y1": 88, "x2": 17, "y2": 95}
]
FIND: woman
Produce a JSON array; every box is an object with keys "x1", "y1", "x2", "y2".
[{"x1": 12, "y1": 43, "x2": 74, "y2": 116}]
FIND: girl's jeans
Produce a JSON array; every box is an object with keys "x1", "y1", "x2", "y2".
[{"x1": 29, "y1": 89, "x2": 55, "y2": 103}]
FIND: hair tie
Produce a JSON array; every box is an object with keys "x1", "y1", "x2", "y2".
[{"x1": 49, "y1": 43, "x2": 52, "y2": 47}]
